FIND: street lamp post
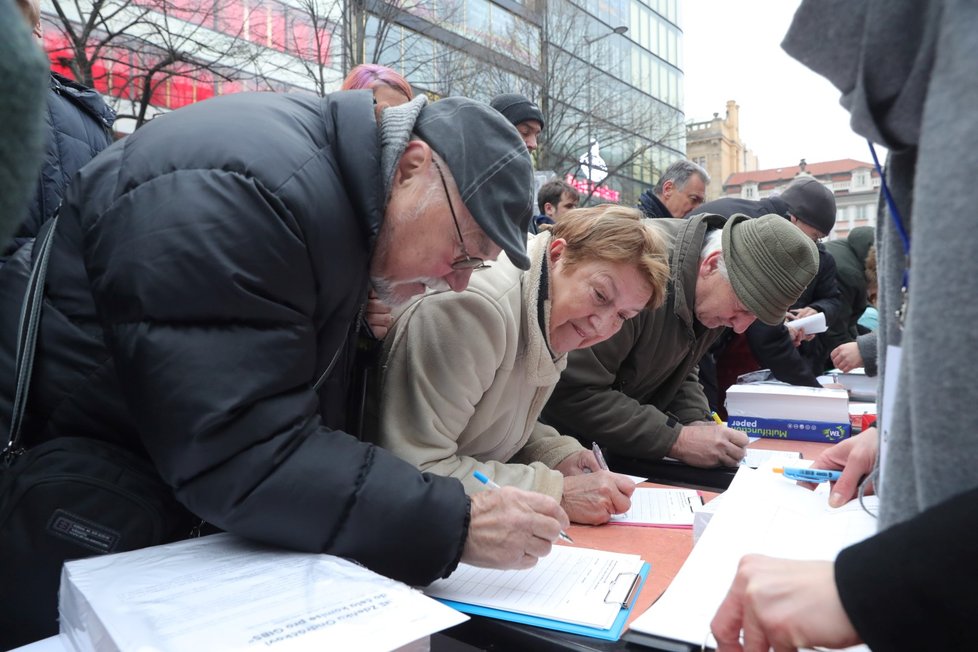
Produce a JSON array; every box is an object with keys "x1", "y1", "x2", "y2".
[{"x1": 583, "y1": 24, "x2": 627, "y2": 202}]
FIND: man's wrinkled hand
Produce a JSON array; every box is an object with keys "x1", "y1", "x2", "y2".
[
  {"x1": 462, "y1": 487, "x2": 569, "y2": 570},
  {"x1": 670, "y1": 424, "x2": 748, "y2": 467}
]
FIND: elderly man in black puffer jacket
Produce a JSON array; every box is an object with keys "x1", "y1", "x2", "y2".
[{"x1": 0, "y1": 90, "x2": 570, "y2": 646}]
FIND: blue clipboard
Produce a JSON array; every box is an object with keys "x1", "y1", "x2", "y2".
[{"x1": 435, "y1": 561, "x2": 650, "y2": 641}]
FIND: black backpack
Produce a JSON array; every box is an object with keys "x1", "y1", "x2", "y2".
[{"x1": 0, "y1": 218, "x2": 196, "y2": 648}]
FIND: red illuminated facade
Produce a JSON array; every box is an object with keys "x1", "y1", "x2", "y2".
[{"x1": 43, "y1": 0, "x2": 330, "y2": 114}]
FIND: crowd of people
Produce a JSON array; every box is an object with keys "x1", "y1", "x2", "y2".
[{"x1": 1, "y1": 0, "x2": 974, "y2": 649}]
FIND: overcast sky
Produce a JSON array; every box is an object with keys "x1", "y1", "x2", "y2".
[{"x1": 681, "y1": 0, "x2": 876, "y2": 170}]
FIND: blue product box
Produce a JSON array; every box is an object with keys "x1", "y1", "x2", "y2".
[{"x1": 726, "y1": 416, "x2": 851, "y2": 443}]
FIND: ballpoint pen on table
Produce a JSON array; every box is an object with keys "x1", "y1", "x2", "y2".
[
  {"x1": 774, "y1": 466, "x2": 842, "y2": 483},
  {"x1": 591, "y1": 441, "x2": 610, "y2": 472},
  {"x1": 473, "y1": 471, "x2": 574, "y2": 544}
]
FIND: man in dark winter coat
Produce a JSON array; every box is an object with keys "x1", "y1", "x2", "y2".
[
  {"x1": 0, "y1": 91, "x2": 569, "y2": 645},
  {"x1": 3, "y1": 0, "x2": 116, "y2": 260},
  {"x1": 823, "y1": 225, "x2": 875, "y2": 369},
  {"x1": 637, "y1": 159, "x2": 710, "y2": 219},
  {"x1": 695, "y1": 177, "x2": 843, "y2": 412},
  {"x1": 490, "y1": 92, "x2": 544, "y2": 154}
]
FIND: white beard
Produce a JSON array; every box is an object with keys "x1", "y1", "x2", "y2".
[{"x1": 370, "y1": 275, "x2": 451, "y2": 308}]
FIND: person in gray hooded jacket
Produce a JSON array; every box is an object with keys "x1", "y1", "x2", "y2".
[
  {"x1": 2, "y1": 0, "x2": 116, "y2": 262},
  {"x1": 0, "y1": 0, "x2": 46, "y2": 249},
  {"x1": 711, "y1": 2, "x2": 978, "y2": 650}
]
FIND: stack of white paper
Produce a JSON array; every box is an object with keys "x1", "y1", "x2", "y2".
[
  {"x1": 726, "y1": 384, "x2": 851, "y2": 442},
  {"x1": 742, "y1": 448, "x2": 802, "y2": 469},
  {"x1": 58, "y1": 534, "x2": 467, "y2": 652},
  {"x1": 424, "y1": 545, "x2": 645, "y2": 633},
  {"x1": 726, "y1": 384, "x2": 849, "y2": 423},
  {"x1": 610, "y1": 488, "x2": 701, "y2": 527},
  {"x1": 787, "y1": 311, "x2": 827, "y2": 335},
  {"x1": 820, "y1": 368, "x2": 879, "y2": 401},
  {"x1": 626, "y1": 466, "x2": 877, "y2": 650}
]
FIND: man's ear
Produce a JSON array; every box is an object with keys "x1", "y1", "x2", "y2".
[
  {"x1": 544, "y1": 202, "x2": 556, "y2": 218},
  {"x1": 699, "y1": 250, "x2": 721, "y2": 278},
  {"x1": 392, "y1": 140, "x2": 431, "y2": 188},
  {"x1": 661, "y1": 179, "x2": 674, "y2": 198}
]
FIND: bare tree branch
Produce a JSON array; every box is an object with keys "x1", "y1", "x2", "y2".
[{"x1": 46, "y1": 0, "x2": 264, "y2": 128}]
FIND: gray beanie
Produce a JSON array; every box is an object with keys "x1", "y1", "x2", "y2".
[
  {"x1": 414, "y1": 97, "x2": 535, "y2": 269},
  {"x1": 722, "y1": 213, "x2": 819, "y2": 326},
  {"x1": 780, "y1": 178, "x2": 836, "y2": 235},
  {"x1": 489, "y1": 93, "x2": 545, "y2": 131}
]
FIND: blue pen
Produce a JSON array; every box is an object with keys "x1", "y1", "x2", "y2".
[
  {"x1": 774, "y1": 466, "x2": 842, "y2": 483},
  {"x1": 473, "y1": 471, "x2": 574, "y2": 544}
]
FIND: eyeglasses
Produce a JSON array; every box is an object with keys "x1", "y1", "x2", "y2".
[{"x1": 432, "y1": 159, "x2": 486, "y2": 271}]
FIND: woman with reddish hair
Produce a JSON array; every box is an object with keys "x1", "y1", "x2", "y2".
[{"x1": 341, "y1": 63, "x2": 412, "y2": 109}]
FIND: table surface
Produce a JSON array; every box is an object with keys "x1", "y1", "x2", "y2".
[
  {"x1": 23, "y1": 440, "x2": 834, "y2": 652},
  {"x1": 441, "y1": 489, "x2": 705, "y2": 651},
  {"x1": 442, "y1": 438, "x2": 833, "y2": 651},
  {"x1": 607, "y1": 438, "x2": 832, "y2": 492}
]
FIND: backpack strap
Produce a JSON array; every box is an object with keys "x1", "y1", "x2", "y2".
[{"x1": 3, "y1": 216, "x2": 58, "y2": 460}]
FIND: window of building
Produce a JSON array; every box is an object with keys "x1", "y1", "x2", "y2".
[{"x1": 851, "y1": 168, "x2": 870, "y2": 190}]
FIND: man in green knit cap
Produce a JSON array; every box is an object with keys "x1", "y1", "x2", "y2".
[{"x1": 542, "y1": 213, "x2": 819, "y2": 469}]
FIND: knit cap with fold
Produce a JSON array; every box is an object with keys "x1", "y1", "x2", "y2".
[
  {"x1": 721, "y1": 213, "x2": 819, "y2": 326},
  {"x1": 780, "y1": 177, "x2": 837, "y2": 235},
  {"x1": 489, "y1": 93, "x2": 545, "y2": 130}
]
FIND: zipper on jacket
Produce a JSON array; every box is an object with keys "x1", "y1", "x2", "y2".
[{"x1": 313, "y1": 301, "x2": 366, "y2": 392}]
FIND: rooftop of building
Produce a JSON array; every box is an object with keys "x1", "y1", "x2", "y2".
[{"x1": 725, "y1": 158, "x2": 877, "y2": 187}]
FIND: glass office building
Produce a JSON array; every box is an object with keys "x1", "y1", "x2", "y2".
[
  {"x1": 374, "y1": 0, "x2": 686, "y2": 206},
  {"x1": 41, "y1": 0, "x2": 685, "y2": 204}
]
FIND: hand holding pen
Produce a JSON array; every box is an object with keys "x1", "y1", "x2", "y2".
[
  {"x1": 802, "y1": 428, "x2": 879, "y2": 507},
  {"x1": 474, "y1": 471, "x2": 574, "y2": 543},
  {"x1": 462, "y1": 474, "x2": 571, "y2": 570},
  {"x1": 554, "y1": 446, "x2": 634, "y2": 524},
  {"x1": 774, "y1": 466, "x2": 842, "y2": 483}
]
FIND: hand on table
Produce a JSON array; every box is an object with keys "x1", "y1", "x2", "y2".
[
  {"x1": 830, "y1": 342, "x2": 864, "y2": 372},
  {"x1": 462, "y1": 486, "x2": 569, "y2": 570},
  {"x1": 711, "y1": 554, "x2": 861, "y2": 652},
  {"x1": 806, "y1": 427, "x2": 878, "y2": 507},
  {"x1": 560, "y1": 471, "x2": 635, "y2": 524},
  {"x1": 670, "y1": 423, "x2": 748, "y2": 468}
]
